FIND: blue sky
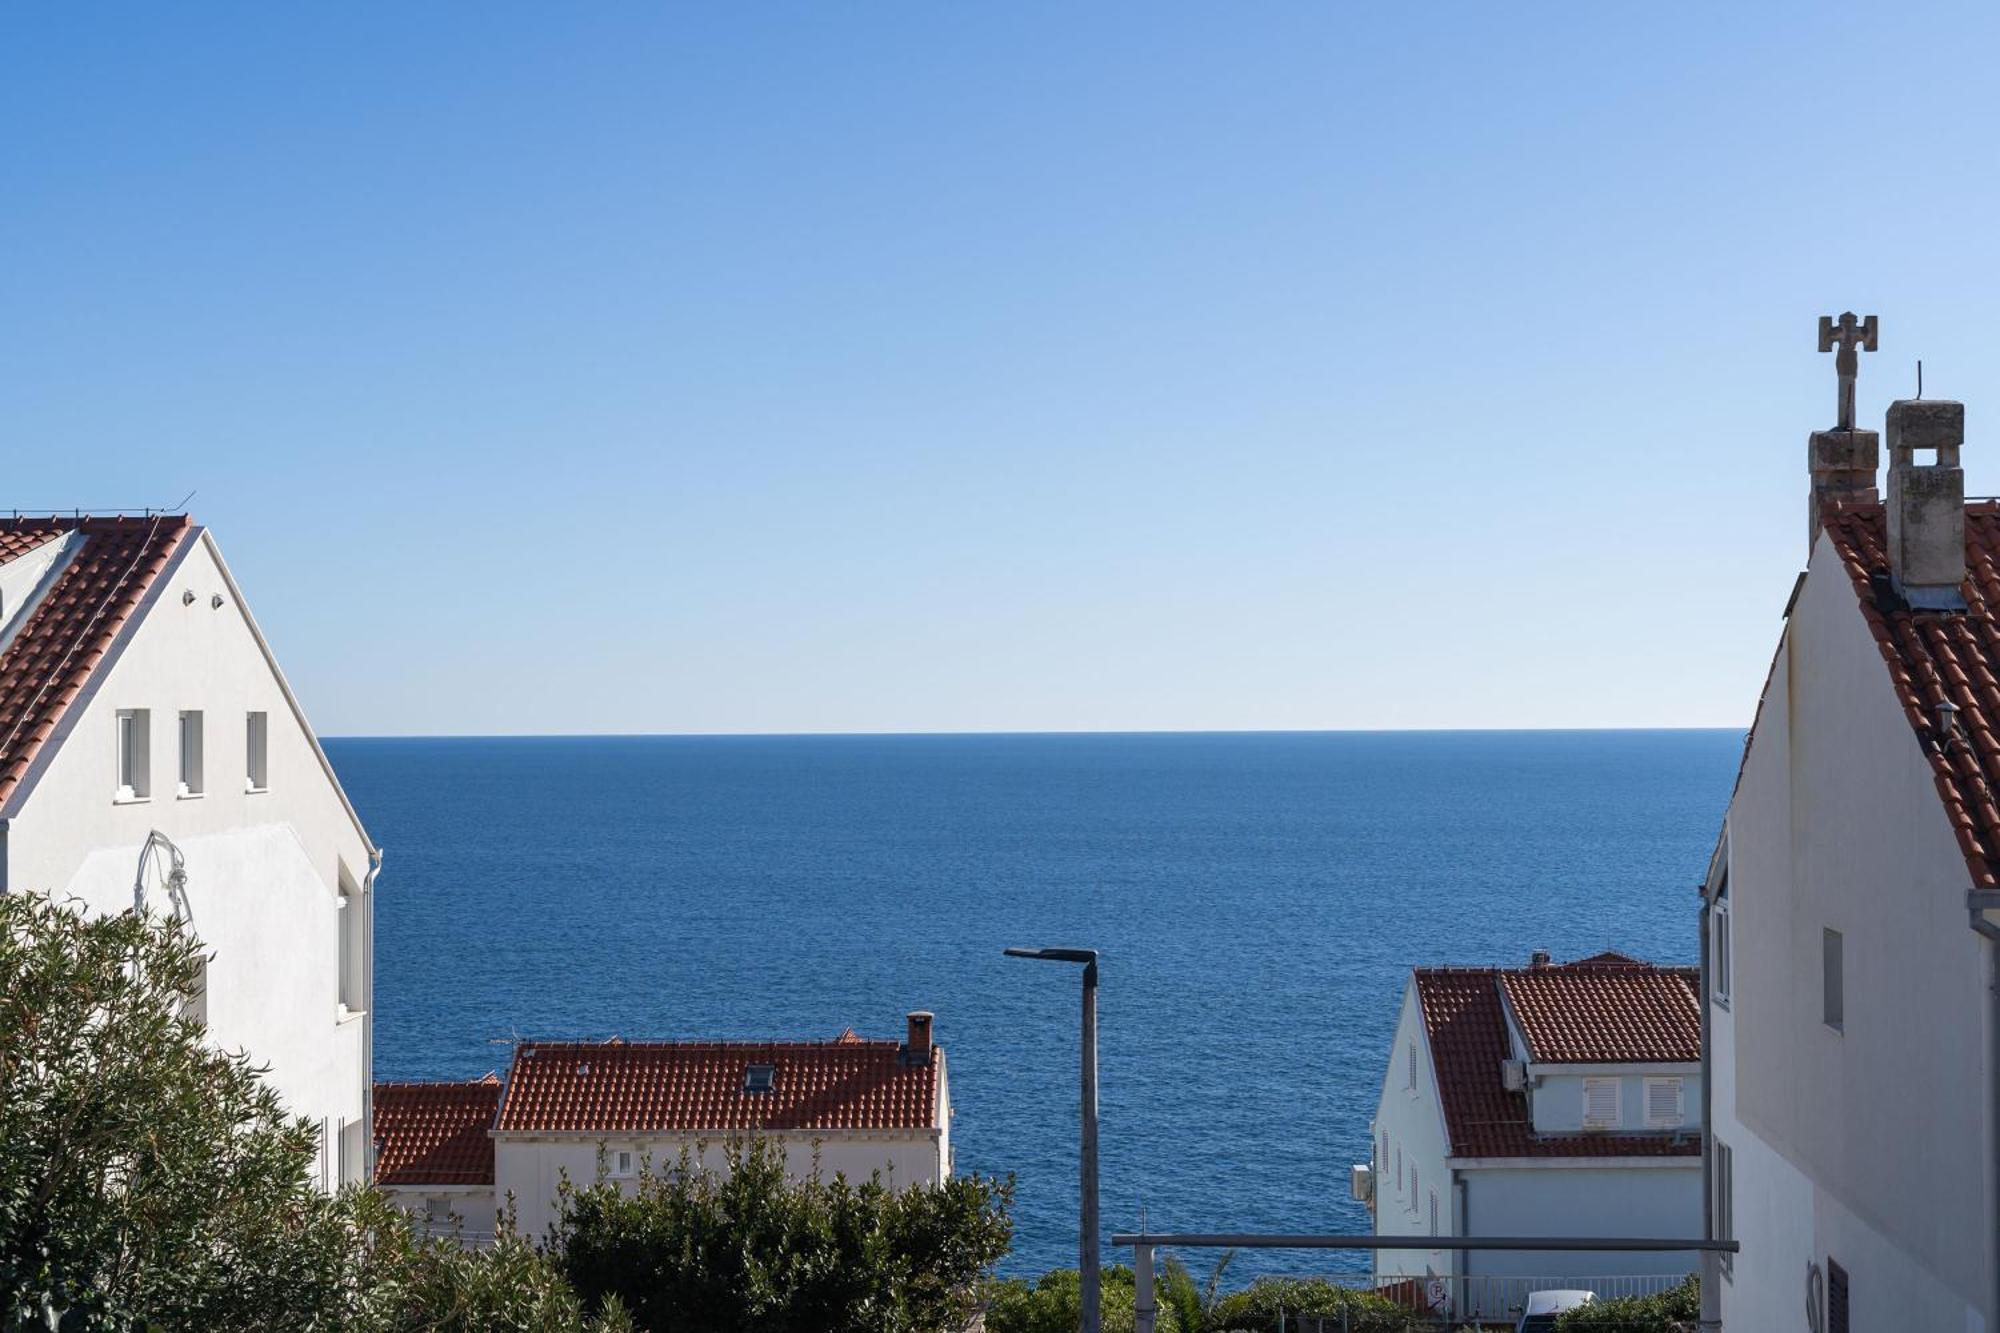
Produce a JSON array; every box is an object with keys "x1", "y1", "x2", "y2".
[{"x1": 4, "y1": 4, "x2": 1998, "y2": 735}]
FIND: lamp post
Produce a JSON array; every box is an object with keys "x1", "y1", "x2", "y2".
[{"x1": 1005, "y1": 946, "x2": 1100, "y2": 1333}]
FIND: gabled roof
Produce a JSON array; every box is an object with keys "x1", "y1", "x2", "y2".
[
  {"x1": 495, "y1": 1037, "x2": 942, "y2": 1135},
  {"x1": 374, "y1": 1075, "x2": 503, "y2": 1186},
  {"x1": 1414, "y1": 956, "x2": 1700, "y2": 1161},
  {"x1": 1500, "y1": 964, "x2": 1701, "y2": 1064},
  {"x1": 1822, "y1": 501, "x2": 2000, "y2": 888},
  {"x1": 0, "y1": 515, "x2": 191, "y2": 805}
]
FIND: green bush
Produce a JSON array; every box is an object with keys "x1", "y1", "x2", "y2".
[
  {"x1": 982, "y1": 1266, "x2": 1181, "y2": 1333},
  {"x1": 554, "y1": 1135, "x2": 1013, "y2": 1333},
  {"x1": 1554, "y1": 1275, "x2": 1699, "y2": 1331},
  {"x1": 1203, "y1": 1277, "x2": 1418, "y2": 1333}
]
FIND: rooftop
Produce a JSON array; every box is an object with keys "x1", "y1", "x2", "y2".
[{"x1": 373, "y1": 1075, "x2": 504, "y2": 1187}]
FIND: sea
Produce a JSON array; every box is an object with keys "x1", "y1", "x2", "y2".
[{"x1": 330, "y1": 730, "x2": 1740, "y2": 1281}]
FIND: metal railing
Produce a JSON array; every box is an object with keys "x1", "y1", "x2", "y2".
[
  {"x1": 1359, "y1": 1271, "x2": 1685, "y2": 1323},
  {"x1": 1113, "y1": 1232, "x2": 1736, "y2": 1333}
]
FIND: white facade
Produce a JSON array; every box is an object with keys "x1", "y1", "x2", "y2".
[
  {"x1": 1369, "y1": 972, "x2": 1703, "y2": 1320},
  {"x1": 0, "y1": 527, "x2": 379, "y2": 1187},
  {"x1": 495, "y1": 1126, "x2": 951, "y2": 1241},
  {"x1": 1709, "y1": 530, "x2": 1996, "y2": 1333}
]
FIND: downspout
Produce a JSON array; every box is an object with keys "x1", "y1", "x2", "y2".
[
  {"x1": 363, "y1": 846, "x2": 383, "y2": 1184},
  {"x1": 1453, "y1": 1173, "x2": 1468, "y2": 1310},
  {"x1": 1966, "y1": 889, "x2": 2000, "y2": 1329}
]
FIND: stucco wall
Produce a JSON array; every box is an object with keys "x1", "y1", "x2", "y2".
[
  {"x1": 2, "y1": 532, "x2": 376, "y2": 1182},
  {"x1": 1528, "y1": 1070, "x2": 1701, "y2": 1135},
  {"x1": 494, "y1": 1132, "x2": 947, "y2": 1241},
  {"x1": 1371, "y1": 978, "x2": 1453, "y2": 1283},
  {"x1": 1719, "y1": 531, "x2": 1993, "y2": 1329}
]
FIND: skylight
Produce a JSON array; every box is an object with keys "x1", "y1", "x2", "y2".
[{"x1": 744, "y1": 1065, "x2": 775, "y2": 1094}]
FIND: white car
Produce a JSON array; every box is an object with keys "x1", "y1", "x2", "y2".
[{"x1": 1516, "y1": 1288, "x2": 1596, "y2": 1332}]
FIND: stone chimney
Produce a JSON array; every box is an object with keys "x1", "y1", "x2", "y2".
[
  {"x1": 1529, "y1": 949, "x2": 1552, "y2": 970},
  {"x1": 1885, "y1": 397, "x2": 1967, "y2": 609},
  {"x1": 903, "y1": 1010, "x2": 934, "y2": 1065},
  {"x1": 1808, "y1": 425, "x2": 1879, "y2": 550}
]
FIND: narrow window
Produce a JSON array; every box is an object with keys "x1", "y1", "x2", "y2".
[
  {"x1": 1713, "y1": 897, "x2": 1732, "y2": 1007},
  {"x1": 337, "y1": 891, "x2": 362, "y2": 1013},
  {"x1": 246, "y1": 711, "x2": 268, "y2": 792},
  {"x1": 1406, "y1": 1040, "x2": 1418, "y2": 1092},
  {"x1": 1429, "y1": 1188, "x2": 1439, "y2": 1236},
  {"x1": 177, "y1": 710, "x2": 203, "y2": 795},
  {"x1": 1827, "y1": 1258, "x2": 1847, "y2": 1333},
  {"x1": 1823, "y1": 928, "x2": 1844, "y2": 1031},
  {"x1": 1644, "y1": 1076, "x2": 1685, "y2": 1129},
  {"x1": 1409, "y1": 1163, "x2": 1419, "y2": 1212},
  {"x1": 1713, "y1": 1138, "x2": 1734, "y2": 1276},
  {"x1": 1582, "y1": 1076, "x2": 1621, "y2": 1129},
  {"x1": 115, "y1": 709, "x2": 151, "y2": 800},
  {"x1": 1395, "y1": 1144, "x2": 1402, "y2": 1192}
]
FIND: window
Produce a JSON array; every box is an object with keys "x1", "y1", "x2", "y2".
[
  {"x1": 1827, "y1": 1258, "x2": 1848, "y2": 1333},
  {"x1": 1406, "y1": 1040, "x2": 1419, "y2": 1092},
  {"x1": 608, "y1": 1149, "x2": 636, "y2": 1179},
  {"x1": 1395, "y1": 1144, "x2": 1402, "y2": 1192},
  {"x1": 1409, "y1": 1164, "x2": 1419, "y2": 1213},
  {"x1": 337, "y1": 891, "x2": 363, "y2": 1013},
  {"x1": 177, "y1": 710, "x2": 203, "y2": 795},
  {"x1": 1643, "y1": 1076, "x2": 1686, "y2": 1129},
  {"x1": 1823, "y1": 927, "x2": 1844, "y2": 1031},
  {"x1": 246, "y1": 711, "x2": 268, "y2": 791},
  {"x1": 1712, "y1": 896, "x2": 1731, "y2": 1007},
  {"x1": 744, "y1": 1064, "x2": 775, "y2": 1094},
  {"x1": 1582, "y1": 1077, "x2": 1621, "y2": 1129},
  {"x1": 116, "y1": 709, "x2": 150, "y2": 800},
  {"x1": 1712, "y1": 1138, "x2": 1734, "y2": 1276},
  {"x1": 1429, "y1": 1188, "x2": 1439, "y2": 1236}
]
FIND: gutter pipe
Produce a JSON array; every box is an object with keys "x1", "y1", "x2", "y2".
[{"x1": 363, "y1": 846, "x2": 383, "y2": 1185}]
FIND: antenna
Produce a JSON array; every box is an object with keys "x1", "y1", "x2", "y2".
[{"x1": 1918, "y1": 359, "x2": 1924, "y2": 399}]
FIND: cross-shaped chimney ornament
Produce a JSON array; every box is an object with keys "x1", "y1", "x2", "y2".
[{"x1": 1818, "y1": 311, "x2": 1878, "y2": 431}]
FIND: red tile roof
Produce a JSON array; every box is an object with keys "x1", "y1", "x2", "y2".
[
  {"x1": 374, "y1": 1076, "x2": 503, "y2": 1186},
  {"x1": 1500, "y1": 966, "x2": 1701, "y2": 1064},
  {"x1": 1822, "y1": 501, "x2": 2000, "y2": 888},
  {"x1": 0, "y1": 515, "x2": 191, "y2": 807},
  {"x1": 495, "y1": 1038, "x2": 943, "y2": 1135},
  {"x1": 1415, "y1": 957, "x2": 1701, "y2": 1160}
]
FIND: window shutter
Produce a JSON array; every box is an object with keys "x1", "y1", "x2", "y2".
[
  {"x1": 1644, "y1": 1077, "x2": 1684, "y2": 1128},
  {"x1": 1827, "y1": 1258, "x2": 1848, "y2": 1333},
  {"x1": 1582, "y1": 1077, "x2": 1621, "y2": 1128}
]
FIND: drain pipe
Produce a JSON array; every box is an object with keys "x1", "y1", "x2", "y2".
[
  {"x1": 1967, "y1": 889, "x2": 2000, "y2": 1330},
  {"x1": 1698, "y1": 883, "x2": 1719, "y2": 1333},
  {"x1": 363, "y1": 846, "x2": 383, "y2": 1185}
]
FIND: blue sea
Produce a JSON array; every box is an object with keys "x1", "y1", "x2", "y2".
[{"x1": 330, "y1": 730, "x2": 1738, "y2": 1281}]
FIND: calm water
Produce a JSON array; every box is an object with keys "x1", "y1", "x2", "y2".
[{"x1": 331, "y1": 730, "x2": 1738, "y2": 1280}]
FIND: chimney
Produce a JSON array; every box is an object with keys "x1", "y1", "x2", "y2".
[
  {"x1": 1885, "y1": 398, "x2": 1967, "y2": 609},
  {"x1": 904, "y1": 1010, "x2": 934, "y2": 1065},
  {"x1": 1808, "y1": 425, "x2": 1879, "y2": 549},
  {"x1": 1529, "y1": 949, "x2": 1552, "y2": 970}
]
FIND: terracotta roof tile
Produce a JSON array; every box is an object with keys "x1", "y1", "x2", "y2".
[
  {"x1": 0, "y1": 515, "x2": 191, "y2": 808},
  {"x1": 1415, "y1": 957, "x2": 1701, "y2": 1161},
  {"x1": 1821, "y1": 502, "x2": 2000, "y2": 888},
  {"x1": 374, "y1": 1076, "x2": 503, "y2": 1186},
  {"x1": 495, "y1": 1037, "x2": 941, "y2": 1135},
  {"x1": 1500, "y1": 967, "x2": 1701, "y2": 1064}
]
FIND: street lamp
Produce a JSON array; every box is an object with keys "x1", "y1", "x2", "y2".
[{"x1": 1005, "y1": 945, "x2": 1100, "y2": 1333}]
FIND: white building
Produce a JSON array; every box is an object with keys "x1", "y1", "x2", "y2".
[
  {"x1": 1707, "y1": 381, "x2": 2000, "y2": 1330},
  {"x1": 1366, "y1": 951, "x2": 1703, "y2": 1321},
  {"x1": 376, "y1": 1012, "x2": 953, "y2": 1242},
  {"x1": 0, "y1": 513, "x2": 379, "y2": 1188}
]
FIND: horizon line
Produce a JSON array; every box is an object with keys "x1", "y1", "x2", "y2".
[{"x1": 320, "y1": 725, "x2": 1748, "y2": 741}]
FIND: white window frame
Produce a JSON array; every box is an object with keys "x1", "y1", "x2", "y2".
[
  {"x1": 1581, "y1": 1076, "x2": 1622, "y2": 1129},
  {"x1": 1713, "y1": 1138, "x2": 1734, "y2": 1277},
  {"x1": 115, "y1": 708, "x2": 150, "y2": 801},
  {"x1": 1712, "y1": 896, "x2": 1731, "y2": 1009},
  {"x1": 1642, "y1": 1076, "x2": 1685, "y2": 1129},
  {"x1": 246, "y1": 710, "x2": 269, "y2": 792},
  {"x1": 609, "y1": 1148, "x2": 637, "y2": 1179},
  {"x1": 177, "y1": 710, "x2": 204, "y2": 797}
]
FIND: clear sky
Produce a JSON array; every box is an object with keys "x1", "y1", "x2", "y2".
[{"x1": 5, "y1": 4, "x2": 1999, "y2": 735}]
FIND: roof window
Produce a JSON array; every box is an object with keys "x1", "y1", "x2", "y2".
[{"x1": 744, "y1": 1064, "x2": 775, "y2": 1094}]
